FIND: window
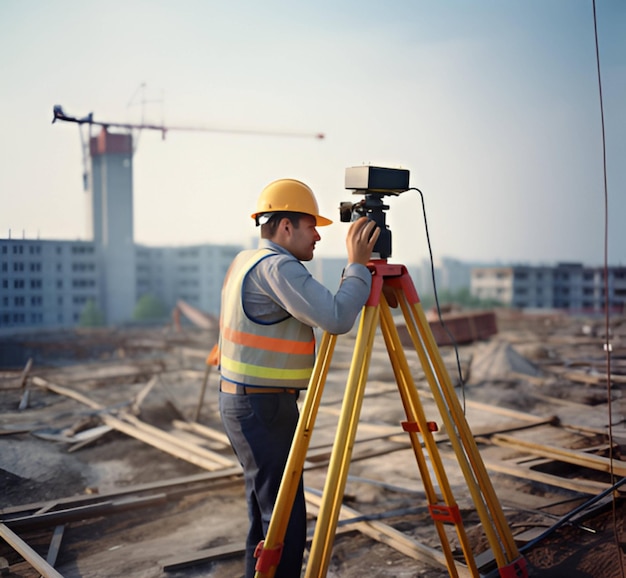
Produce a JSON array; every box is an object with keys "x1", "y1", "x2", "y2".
[
  {"x1": 72, "y1": 263, "x2": 95, "y2": 272},
  {"x1": 13, "y1": 262, "x2": 24, "y2": 272},
  {"x1": 13, "y1": 279, "x2": 24, "y2": 289},
  {"x1": 72, "y1": 279, "x2": 96, "y2": 288}
]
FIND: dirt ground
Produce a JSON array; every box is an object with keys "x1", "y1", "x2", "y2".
[{"x1": 1, "y1": 310, "x2": 626, "y2": 577}]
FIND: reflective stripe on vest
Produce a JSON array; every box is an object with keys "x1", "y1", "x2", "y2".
[{"x1": 219, "y1": 248, "x2": 315, "y2": 389}]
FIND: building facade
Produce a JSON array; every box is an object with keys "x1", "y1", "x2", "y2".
[
  {"x1": 135, "y1": 243, "x2": 241, "y2": 317},
  {"x1": 0, "y1": 239, "x2": 99, "y2": 328},
  {"x1": 471, "y1": 263, "x2": 626, "y2": 313},
  {"x1": 0, "y1": 127, "x2": 242, "y2": 331},
  {"x1": 0, "y1": 237, "x2": 242, "y2": 330}
]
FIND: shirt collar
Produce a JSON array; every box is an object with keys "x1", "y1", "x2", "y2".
[{"x1": 259, "y1": 238, "x2": 294, "y2": 258}]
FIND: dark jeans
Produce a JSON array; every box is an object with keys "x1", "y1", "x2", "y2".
[{"x1": 219, "y1": 390, "x2": 306, "y2": 578}]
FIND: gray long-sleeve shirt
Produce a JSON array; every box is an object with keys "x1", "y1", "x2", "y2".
[{"x1": 242, "y1": 239, "x2": 372, "y2": 335}]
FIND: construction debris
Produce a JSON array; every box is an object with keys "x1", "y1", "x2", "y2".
[{"x1": 0, "y1": 311, "x2": 625, "y2": 577}]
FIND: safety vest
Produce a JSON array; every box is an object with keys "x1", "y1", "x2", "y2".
[{"x1": 219, "y1": 248, "x2": 315, "y2": 389}]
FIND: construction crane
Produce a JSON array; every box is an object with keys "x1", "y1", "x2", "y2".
[
  {"x1": 51, "y1": 104, "x2": 325, "y2": 190},
  {"x1": 51, "y1": 104, "x2": 325, "y2": 140}
]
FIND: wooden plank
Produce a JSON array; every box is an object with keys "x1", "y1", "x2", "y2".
[
  {"x1": 19, "y1": 358, "x2": 33, "y2": 389},
  {"x1": 304, "y1": 490, "x2": 472, "y2": 577},
  {"x1": 491, "y1": 433, "x2": 626, "y2": 477},
  {"x1": 117, "y1": 411, "x2": 236, "y2": 468},
  {"x1": 45, "y1": 525, "x2": 65, "y2": 567},
  {"x1": 0, "y1": 523, "x2": 64, "y2": 578},
  {"x1": 0, "y1": 467, "x2": 242, "y2": 517},
  {"x1": 438, "y1": 449, "x2": 613, "y2": 495},
  {"x1": 423, "y1": 392, "x2": 550, "y2": 425},
  {"x1": 31, "y1": 377, "x2": 236, "y2": 471},
  {"x1": 98, "y1": 414, "x2": 233, "y2": 471},
  {"x1": 130, "y1": 376, "x2": 159, "y2": 414},
  {"x1": 44, "y1": 361, "x2": 166, "y2": 384},
  {"x1": 17, "y1": 358, "x2": 34, "y2": 409},
  {"x1": 161, "y1": 543, "x2": 243, "y2": 572},
  {"x1": 548, "y1": 367, "x2": 626, "y2": 386},
  {"x1": 4, "y1": 495, "x2": 167, "y2": 531}
]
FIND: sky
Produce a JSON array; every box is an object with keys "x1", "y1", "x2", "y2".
[{"x1": 0, "y1": 0, "x2": 624, "y2": 268}]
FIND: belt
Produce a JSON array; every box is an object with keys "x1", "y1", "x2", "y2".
[{"x1": 219, "y1": 381, "x2": 299, "y2": 395}]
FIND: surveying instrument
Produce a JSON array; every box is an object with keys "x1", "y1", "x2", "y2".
[{"x1": 253, "y1": 166, "x2": 528, "y2": 578}]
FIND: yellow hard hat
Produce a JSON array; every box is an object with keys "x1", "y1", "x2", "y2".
[{"x1": 251, "y1": 179, "x2": 333, "y2": 226}]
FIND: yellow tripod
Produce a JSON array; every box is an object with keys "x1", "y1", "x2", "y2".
[{"x1": 253, "y1": 260, "x2": 528, "y2": 578}]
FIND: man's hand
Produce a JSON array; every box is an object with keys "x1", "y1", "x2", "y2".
[{"x1": 346, "y1": 217, "x2": 381, "y2": 266}]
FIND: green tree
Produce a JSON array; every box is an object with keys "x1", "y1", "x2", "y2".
[
  {"x1": 79, "y1": 299, "x2": 105, "y2": 327},
  {"x1": 133, "y1": 294, "x2": 168, "y2": 322}
]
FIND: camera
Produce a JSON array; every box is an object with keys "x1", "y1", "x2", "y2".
[{"x1": 340, "y1": 166, "x2": 409, "y2": 259}]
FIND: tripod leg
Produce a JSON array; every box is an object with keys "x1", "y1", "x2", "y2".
[
  {"x1": 305, "y1": 305, "x2": 380, "y2": 578},
  {"x1": 378, "y1": 295, "x2": 479, "y2": 577},
  {"x1": 254, "y1": 332, "x2": 337, "y2": 578},
  {"x1": 398, "y1": 292, "x2": 522, "y2": 569}
]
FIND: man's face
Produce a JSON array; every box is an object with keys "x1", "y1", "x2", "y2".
[{"x1": 286, "y1": 214, "x2": 321, "y2": 261}]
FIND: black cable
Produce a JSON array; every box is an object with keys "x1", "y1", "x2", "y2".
[
  {"x1": 518, "y1": 477, "x2": 626, "y2": 554},
  {"x1": 410, "y1": 187, "x2": 467, "y2": 413}
]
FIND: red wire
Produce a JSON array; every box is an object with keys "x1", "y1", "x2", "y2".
[{"x1": 592, "y1": 1, "x2": 623, "y2": 575}]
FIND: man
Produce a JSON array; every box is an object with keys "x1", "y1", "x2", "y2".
[{"x1": 218, "y1": 178, "x2": 380, "y2": 578}]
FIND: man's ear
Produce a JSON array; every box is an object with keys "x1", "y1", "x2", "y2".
[{"x1": 280, "y1": 217, "x2": 292, "y2": 235}]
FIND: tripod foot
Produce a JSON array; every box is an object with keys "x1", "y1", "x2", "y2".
[{"x1": 498, "y1": 556, "x2": 528, "y2": 578}]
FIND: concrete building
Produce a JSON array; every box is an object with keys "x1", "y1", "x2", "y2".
[
  {"x1": 0, "y1": 239, "x2": 99, "y2": 328},
  {"x1": 135, "y1": 243, "x2": 241, "y2": 317},
  {"x1": 0, "y1": 128, "x2": 241, "y2": 330},
  {"x1": 89, "y1": 129, "x2": 136, "y2": 325},
  {"x1": 412, "y1": 257, "x2": 474, "y2": 297},
  {"x1": 471, "y1": 262, "x2": 626, "y2": 313}
]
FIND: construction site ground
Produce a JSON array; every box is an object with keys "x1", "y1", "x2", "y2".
[{"x1": 1, "y1": 309, "x2": 626, "y2": 578}]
